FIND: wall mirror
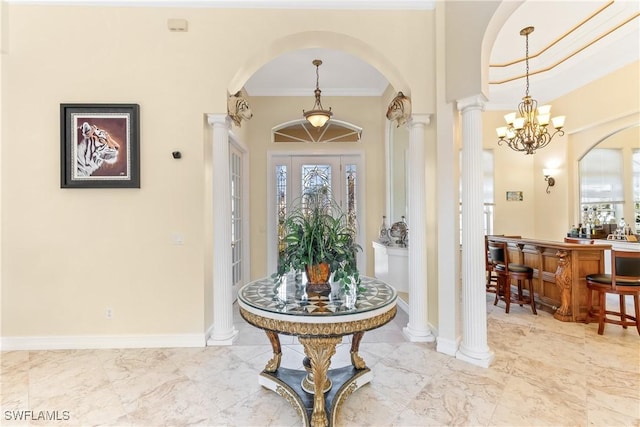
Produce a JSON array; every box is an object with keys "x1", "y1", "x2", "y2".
[
  {"x1": 578, "y1": 123, "x2": 640, "y2": 234},
  {"x1": 387, "y1": 122, "x2": 409, "y2": 224}
]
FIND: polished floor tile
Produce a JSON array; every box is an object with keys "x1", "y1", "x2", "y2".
[{"x1": 1, "y1": 295, "x2": 638, "y2": 426}]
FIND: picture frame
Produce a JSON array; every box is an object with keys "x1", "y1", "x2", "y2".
[
  {"x1": 506, "y1": 191, "x2": 523, "y2": 201},
  {"x1": 60, "y1": 103, "x2": 140, "y2": 188}
]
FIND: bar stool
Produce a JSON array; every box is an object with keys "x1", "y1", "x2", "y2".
[
  {"x1": 485, "y1": 236, "x2": 498, "y2": 294},
  {"x1": 487, "y1": 239, "x2": 537, "y2": 315},
  {"x1": 485, "y1": 235, "x2": 521, "y2": 294},
  {"x1": 585, "y1": 250, "x2": 640, "y2": 335}
]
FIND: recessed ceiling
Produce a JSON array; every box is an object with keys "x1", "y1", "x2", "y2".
[
  {"x1": 244, "y1": 48, "x2": 389, "y2": 97},
  {"x1": 489, "y1": 0, "x2": 640, "y2": 109},
  {"x1": 244, "y1": 0, "x2": 639, "y2": 110}
]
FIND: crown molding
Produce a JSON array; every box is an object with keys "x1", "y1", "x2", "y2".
[{"x1": 6, "y1": 0, "x2": 436, "y2": 9}]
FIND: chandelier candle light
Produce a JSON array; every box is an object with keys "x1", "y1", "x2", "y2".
[
  {"x1": 496, "y1": 26, "x2": 566, "y2": 155},
  {"x1": 303, "y1": 59, "x2": 333, "y2": 128}
]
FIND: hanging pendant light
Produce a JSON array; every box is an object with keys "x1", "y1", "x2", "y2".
[
  {"x1": 303, "y1": 59, "x2": 333, "y2": 128},
  {"x1": 496, "y1": 26, "x2": 566, "y2": 155}
]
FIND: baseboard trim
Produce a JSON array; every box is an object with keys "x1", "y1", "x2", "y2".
[
  {"x1": 436, "y1": 336, "x2": 460, "y2": 356},
  {"x1": 0, "y1": 333, "x2": 206, "y2": 351},
  {"x1": 396, "y1": 296, "x2": 409, "y2": 314}
]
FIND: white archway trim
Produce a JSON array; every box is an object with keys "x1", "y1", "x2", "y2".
[
  {"x1": 481, "y1": 1, "x2": 525, "y2": 99},
  {"x1": 227, "y1": 30, "x2": 410, "y2": 96}
]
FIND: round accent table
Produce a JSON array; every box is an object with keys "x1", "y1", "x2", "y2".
[{"x1": 238, "y1": 275, "x2": 397, "y2": 427}]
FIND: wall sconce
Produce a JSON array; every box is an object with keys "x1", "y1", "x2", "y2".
[{"x1": 543, "y1": 168, "x2": 556, "y2": 193}]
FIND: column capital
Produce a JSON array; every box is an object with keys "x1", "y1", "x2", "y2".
[
  {"x1": 407, "y1": 113, "x2": 431, "y2": 127},
  {"x1": 207, "y1": 113, "x2": 231, "y2": 128},
  {"x1": 456, "y1": 94, "x2": 487, "y2": 113}
]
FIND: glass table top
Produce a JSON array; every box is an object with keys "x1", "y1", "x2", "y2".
[{"x1": 238, "y1": 275, "x2": 396, "y2": 317}]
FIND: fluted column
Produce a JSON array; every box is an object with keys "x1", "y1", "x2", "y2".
[
  {"x1": 456, "y1": 95, "x2": 494, "y2": 367},
  {"x1": 402, "y1": 114, "x2": 435, "y2": 342},
  {"x1": 206, "y1": 114, "x2": 238, "y2": 345}
]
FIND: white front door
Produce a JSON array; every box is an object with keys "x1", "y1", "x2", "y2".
[
  {"x1": 291, "y1": 156, "x2": 343, "y2": 205},
  {"x1": 268, "y1": 153, "x2": 363, "y2": 275}
]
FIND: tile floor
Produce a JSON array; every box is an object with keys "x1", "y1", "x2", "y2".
[{"x1": 1, "y1": 294, "x2": 639, "y2": 426}]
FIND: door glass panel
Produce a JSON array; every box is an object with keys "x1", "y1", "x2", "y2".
[
  {"x1": 301, "y1": 164, "x2": 332, "y2": 210},
  {"x1": 345, "y1": 163, "x2": 357, "y2": 232},
  {"x1": 230, "y1": 146, "x2": 242, "y2": 288},
  {"x1": 276, "y1": 164, "x2": 288, "y2": 258}
]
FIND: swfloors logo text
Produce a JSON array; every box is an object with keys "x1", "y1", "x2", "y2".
[{"x1": 4, "y1": 410, "x2": 71, "y2": 421}]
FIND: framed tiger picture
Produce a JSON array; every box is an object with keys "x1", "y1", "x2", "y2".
[{"x1": 60, "y1": 103, "x2": 140, "y2": 188}]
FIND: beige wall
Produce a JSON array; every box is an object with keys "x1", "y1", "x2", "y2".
[
  {"x1": 0, "y1": 4, "x2": 434, "y2": 340},
  {"x1": 0, "y1": 0, "x2": 5, "y2": 340},
  {"x1": 553, "y1": 61, "x2": 640, "y2": 229}
]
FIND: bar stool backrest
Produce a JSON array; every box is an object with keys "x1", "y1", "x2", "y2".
[
  {"x1": 487, "y1": 240, "x2": 507, "y2": 269},
  {"x1": 612, "y1": 250, "x2": 640, "y2": 289}
]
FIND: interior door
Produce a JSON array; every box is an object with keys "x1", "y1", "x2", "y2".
[{"x1": 230, "y1": 143, "x2": 244, "y2": 296}]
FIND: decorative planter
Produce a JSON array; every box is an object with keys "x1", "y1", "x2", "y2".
[{"x1": 305, "y1": 263, "x2": 331, "y2": 294}]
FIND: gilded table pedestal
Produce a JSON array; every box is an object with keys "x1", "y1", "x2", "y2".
[{"x1": 238, "y1": 276, "x2": 397, "y2": 427}]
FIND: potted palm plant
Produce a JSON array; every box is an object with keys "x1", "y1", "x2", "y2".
[{"x1": 273, "y1": 189, "x2": 362, "y2": 295}]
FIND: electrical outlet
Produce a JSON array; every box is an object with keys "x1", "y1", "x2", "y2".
[
  {"x1": 106, "y1": 308, "x2": 113, "y2": 319},
  {"x1": 172, "y1": 233, "x2": 185, "y2": 245}
]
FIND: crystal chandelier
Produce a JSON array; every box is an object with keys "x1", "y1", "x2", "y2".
[
  {"x1": 303, "y1": 59, "x2": 333, "y2": 128},
  {"x1": 496, "y1": 26, "x2": 566, "y2": 155}
]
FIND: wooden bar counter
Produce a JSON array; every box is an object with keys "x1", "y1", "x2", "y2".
[{"x1": 487, "y1": 236, "x2": 611, "y2": 322}]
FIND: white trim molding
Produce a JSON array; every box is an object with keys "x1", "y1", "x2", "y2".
[{"x1": 1, "y1": 333, "x2": 206, "y2": 351}]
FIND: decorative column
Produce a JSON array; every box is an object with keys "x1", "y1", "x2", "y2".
[
  {"x1": 456, "y1": 95, "x2": 494, "y2": 367},
  {"x1": 402, "y1": 114, "x2": 435, "y2": 342},
  {"x1": 206, "y1": 114, "x2": 238, "y2": 345}
]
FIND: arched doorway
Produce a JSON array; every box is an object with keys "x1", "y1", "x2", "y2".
[{"x1": 207, "y1": 33, "x2": 425, "y2": 346}]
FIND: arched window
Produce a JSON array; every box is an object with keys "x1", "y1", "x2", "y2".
[{"x1": 273, "y1": 119, "x2": 362, "y2": 143}]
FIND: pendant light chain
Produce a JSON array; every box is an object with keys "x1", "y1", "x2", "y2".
[
  {"x1": 525, "y1": 31, "x2": 530, "y2": 98},
  {"x1": 303, "y1": 59, "x2": 333, "y2": 128}
]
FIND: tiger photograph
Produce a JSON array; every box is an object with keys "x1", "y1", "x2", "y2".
[
  {"x1": 61, "y1": 104, "x2": 139, "y2": 188},
  {"x1": 72, "y1": 117, "x2": 128, "y2": 180}
]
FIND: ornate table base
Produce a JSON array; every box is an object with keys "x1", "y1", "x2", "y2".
[
  {"x1": 238, "y1": 277, "x2": 397, "y2": 427},
  {"x1": 257, "y1": 330, "x2": 374, "y2": 427},
  {"x1": 259, "y1": 365, "x2": 372, "y2": 427},
  {"x1": 240, "y1": 306, "x2": 396, "y2": 427}
]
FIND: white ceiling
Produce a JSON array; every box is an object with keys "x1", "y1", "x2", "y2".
[
  {"x1": 244, "y1": 49, "x2": 389, "y2": 97},
  {"x1": 244, "y1": 0, "x2": 640, "y2": 109}
]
